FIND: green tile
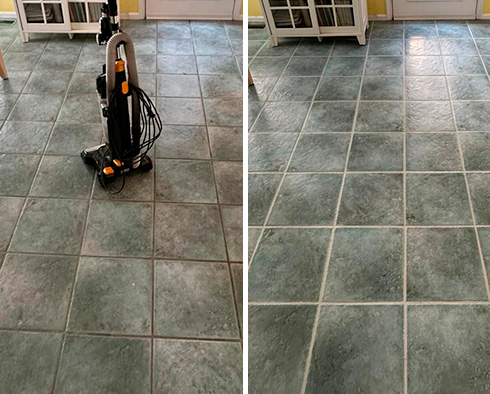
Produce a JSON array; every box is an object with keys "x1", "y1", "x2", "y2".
[
  {"x1": 158, "y1": 98, "x2": 205, "y2": 125},
  {"x1": 355, "y1": 102, "x2": 404, "y2": 132},
  {"x1": 256, "y1": 38, "x2": 299, "y2": 57},
  {"x1": 248, "y1": 133, "x2": 297, "y2": 172},
  {"x1": 453, "y1": 102, "x2": 490, "y2": 131},
  {"x1": 0, "y1": 94, "x2": 18, "y2": 121},
  {"x1": 405, "y1": 38, "x2": 440, "y2": 55},
  {"x1": 437, "y1": 21, "x2": 471, "y2": 38},
  {"x1": 315, "y1": 77, "x2": 361, "y2": 101},
  {"x1": 4, "y1": 52, "x2": 41, "y2": 71},
  {"x1": 154, "y1": 260, "x2": 238, "y2": 338},
  {"x1": 249, "y1": 228, "x2": 331, "y2": 302},
  {"x1": 30, "y1": 156, "x2": 94, "y2": 198},
  {"x1": 156, "y1": 74, "x2": 200, "y2": 98},
  {"x1": 365, "y1": 56, "x2": 403, "y2": 75},
  {"x1": 268, "y1": 174, "x2": 342, "y2": 226},
  {"x1": 408, "y1": 305, "x2": 490, "y2": 394},
  {"x1": 36, "y1": 52, "x2": 78, "y2": 71},
  {"x1": 269, "y1": 77, "x2": 320, "y2": 102},
  {"x1": 406, "y1": 174, "x2": 472, "y2": 225},
  {"x1": 439, "y1": 39, "x2": 477, "y2": 55},
  {"x1": 407, "y1": 228, "x2": 486, "y2": 301},
  {"x1": 155, "y1": 203, "x2": 227, "y2": 260},
  {"x1": 208, "y1": 126, "x2": 242, "y2": 160},
  {"x1": 155, "y1": 159, "x2": 217, "y2": 203},
  {"x1": 361, "y1": 76, "x2": 404, "y2": 100},
  {"x1": 10, "y1": 198, "x2": 88, "y2": 254},
  {"x1": 9, "y1": 94, "x2": 63, "y2": 122},
  {"x1": 157, "y1": 38, "x2": 194, "y2": 55},
  {"x1": 196, "y1": 56, "x2": 239, "y2": 75},
  {"x1": 249, "y1": 305, "x2": 316, "y2": 394},
  {"x1": 475, "y1": 38, "x2": 490, "y2": 55},
  {"x1": 331, "y1": 39, "x2": 368, "y2": 56},
  {"x1": 92, "y1": 169, "x2": 153, "y2": 202},
  {"x1": 214, "y1": 161, "x2": 242, "y2": 204},
  {"x1": 289, "y1": 133, "x2": 350, "y2": 172},
  {"x1": 405, "y1": 76, "x2": 449, "y2": 101},
  {"x1": 200, "y1": 74, "x2": 242, "y2": 99},
  {"x1": 0, "y1": 154, "x2": 40, "y2": 196},
  {"x1": 406, "y1": 102, "x2": 455, "y2": 132},
  {"x1": 371, "y1": 23, "x2": 403, "y2": 39},
  {"x1": 448, "y1": 76, "x2": 490, "y2": 100},
  {"x1": 324, "y1": 57, "x2": 365, "y2": 76},
  {"x1": 0, "y1": 197, "x2": 23, "y2": 251},
  {"x1": 338, "y1": 174, "x2": 404, "y2": 225},
  {"x1": 46, "y1": 123, "x2": 102, "y2": 156},
  {"x1": 24, "y1": 71, "x2": 72, "y2": 94},
  {"x1": 248, "y1": 228, "x2": 261, "y2": 262},
  {"x1": 325, "y1": 228, "x2": 403, "y2": 302},
  {"x1": 58, "y1": 94, "x2": 100, "y2": 124},
  {"x1": 306, "y1": 305, "x2": 403, "y2": 394},
  {"x1": 295, "y1": 37, "x2": 333, "y2": 56},
  {"x1": 82, "y1": 201, "x2": 153, "y2": 257},
  {"x1": 204, "y1": 98, "x2": 242, "y2": 127},
  {"x1": 406, "y1": 133, "x2": 462, "y2": 171},
  {"x1": 0, "y1": 254, "x2": 77, "y2": 330},
  {"x1": 252, "y1": 101, "x2": 310, "y2": 132},
  {"x1": 156, "y1": 125, "x2": 209, "y2": 159},
  {"x1": 405, "y1": 56, "x2": 444, "y2": 76},
  {"x1": 348, "y1": 133, "x2": 403, "y2": 171},
  {"x1": 55, "y1": 336, "x2": 150, "y2": 394},
  {"x1": 305, "y1": 102, "x2": 356, "y2": 132},
  {"x1": 249, "y1": 57, "x2": 290, "y2": 77},
  {"x1": 221, "y1": 205, "x2": 243, "y2": 262},
  {"x1": 68, "y1": 257, "x2": 151, "y2": 335},
  {"x1": 0, "y1": 331, "x2": 61, "y2": 394},
  {"x1": 443, "y1": 56, "x2": 486, "y2": 75},
  {"x1": 467, "y1": 173, "x2": 490, "y2": 224},
  {"x1": 0, "y1": 71, "x2": 30, "y2": 94},
  {"x1": 405, "y1": 22, "x2": 437, "y2": 38},
  {"x1": 468, "y1": 22, "x2": 490, "y2": 38},
  {"x1": 248, "y1": 76, "x2": 278, "y2": 101},
  {"x1": 283, "y1": 57, "x2": 328, "y2": 77},
  {"x1": 248, "y1": 173, "x2": 282, "y2": 226},
  {"x1": 369, "y1": 39, "x2": 403, "y2": 56},
  {"x1": 230, "y1": 263, "x2": 242, "y2": 326},
  {"x1": 0, "y1": 121, "x2": 52, "y2": 154},
  {"x1": 157, "y1": 55, "x2": 197, "y2": 74},
  {"x1": 153, "y1": 339, "x2": 241, "y2": 394}
]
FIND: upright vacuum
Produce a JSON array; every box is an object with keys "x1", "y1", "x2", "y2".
[{"x1": 81, "y1": 0, "x2": 162, "y2": 190}]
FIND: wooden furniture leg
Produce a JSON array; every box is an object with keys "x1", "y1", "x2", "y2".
[
  {"x1": 248, "y1": 70, "x2": 254, "y2": 86},
  {"x1": 0, "y1": 48, "x2": 7, "y2": 80}
]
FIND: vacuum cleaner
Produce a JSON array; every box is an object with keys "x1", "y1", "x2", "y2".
[{"x1": 81, "y1": 0, "x2": 162, "y2": 191}]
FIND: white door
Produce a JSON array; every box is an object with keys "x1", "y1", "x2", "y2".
[
  {"x1": 393, "y1": 0, "x2": 478, "y2": 19},
  {"x1": 146, "y1": 0, "x2": 236, "y2": 19}
]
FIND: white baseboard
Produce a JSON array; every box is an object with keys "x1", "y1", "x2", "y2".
[
  {"x1": 0, "y1": 12, "x2": 16, "y2": 20},
  {"x1": 479, "y1": 14, "x2": 490, "y2": 20},
  {"x1": 249, "y1": 16, "x2": 264, "y2": 23},
  {"x1": 368, "y1": 14, "x2": 390, "y2": 21},
  {"x1": 233, "y1": 15, "x2": 243, "y2": 21},
  {"x1": 120, "y1": 12, "x2": 143, "y2": 20}
]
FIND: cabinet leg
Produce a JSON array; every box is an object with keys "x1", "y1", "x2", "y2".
[
  {"x1": 20, "y1": 31, "x2": 29, "y2": 43},
  {"x1": 68, "y1": 33, "x2": 74, "y2": 40},
  {"x1": 317, "y1": 36, "x2": 323, "y2": 42},
  {"x1": 357, "y1": 33, "x2": 366, "y2": 46},
  {"x1": 0, "y1": 49, "x2": 8, "y2": 80},
  {"x1": 271, "y1": 36, "x2": 278, "y2": 47}
]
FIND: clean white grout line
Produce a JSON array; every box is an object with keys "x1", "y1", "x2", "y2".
[
  {"x1": 248, "y1": 300, "x2": 490, "y2": 306},
  {"x1": 299, "y1": 31, "x2": 373, "y2": 394}
]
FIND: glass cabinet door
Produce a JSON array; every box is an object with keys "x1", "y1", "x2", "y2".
[
  {"x1": 315, "y1": 0, "x2": 357, "y2": 31},
  {"x1": 20, "y1": 0, "x2": 69, "y2": 30},
  {"x1": 265, "y1": 0, "x2": 318, "y2": 35}
]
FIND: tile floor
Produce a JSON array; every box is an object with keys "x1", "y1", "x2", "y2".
[
  {"x1": 249, "y1": 20, "x2": 490, "y2": 394},
  {"x1": 0, "y1": 19, "x2": 242, "y2": 393}
]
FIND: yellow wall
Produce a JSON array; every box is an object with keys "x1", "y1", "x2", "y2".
[
  {"x1": 484, "y1": 0, "x2": 490, "y2": 14},
  {"x1": 0, "y1": 0, "x2": 137, "y2": 14},
  {"x1": 249, "y1": 0, "x2": 386, "y2": 16}
]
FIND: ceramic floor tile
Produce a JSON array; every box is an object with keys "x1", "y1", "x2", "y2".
[
  {"x1": 156, "y1": 125, "x2": 209, "y2": 159},
  {"x1": 406, "y1": 174, "x2": 472, "y2": 225},
  {"x1": 46, "y1": 123, "x2": 102, "y2": 156},
  {"x1": 67, "y1": 72, "x2": 100, "y2": 95},
  {"x1": 268, "y1": 174, "x2": 342, "y2": 226},
  {"x1": 8, "y1": 94, "x2": 63, "y2": 122},
  {"x1": 248, "y1": 228, "x2": 261, "y2": 262},
  {"x1": 407, "y1": 228, "x2": 486, "y2": 301},
  {"x1": 23, "y1": 71, "x2": 72, "y2": 95},
  {"x1": 30, "y1": 156, "x2": 94, "y2": 198},
  {"x1": 405, "y1": 38, "x2": 441, "y2": 56},
  {"x1": 154, "y1": 260, "x2": 238, "y2": 338},
  {"x1": 200, "y1": 74, "x2": 242, "y2": 99},
  {"x1": 306, "y1": 305, "x2": 403, "y2": 394},
  {"x1": 348, "y1": 133, "x2": 403, "y2": 171},
  {"x1": 0, "y1": 71, "x2": 30, "y2": 94},
  {"x1": 248, "y1": 76, "x2": 278, "y2": 101},
  {"x1": 249, "y1": 228, "x2": 331, "y2": 302},
  {"x1": 0, "y1": 197, "x2": 23, "y2": 251},
  {"x1": 475, "y1": 38, "x2": 490, "y2": 54},
  {"x1": 68, "y1": 257, "x2": 151, "y2": 335},
  {"x1": 436, "y1": 21, "x2": 471, "y2": 38},
  {"x1": 0, "y1": 121, "x2": 52, "y2": 154},
  {"x1": 355, "y1": 102, "x2": 404, "y2": 132},
  {"x1": 248, "y1": 133, "x2": 297, "y2": 172},
  {"x1": 366, "y1": 56, "x2": 404, "y2": 75},
  {"x1": 193, "y1": 37, "x2": 233, "y2": 56},
  {"x1": 305, "y1": 102, "x2": 357, "y2": 132},
  {"x1": 82, "y1": 201, "x2": 153, "y2": 257},
  {"x1": 439, "y1": 39, "x2": 478, "y2": 55},
  {"x1": 55, "y1": 335, "x2": 151, "y2": 394},
  {"x1": 251, "y1": 101, "x2": 310, "y2": 132},
  {"x1": 0, "y1": 331, "x2": 61, "y2": 394},
  {"x1": 10, "y1": 198, "x2": 88, "y2": 254},
  {"x1": 325, "y1": 228, "x2": 404, "y2": 302},
  {"x1": 156, "y1": 55, "x2": 197, "y2": 74},
  {"x1": 289, "y1": 133, "x2": 350, "y2": 172},
  {"x1": 248, "y1": 173, "x2": 282, "y2": 226},
  {"x1": 157, "y1": 38, "x2": 194, "y2": 55},
  {"x1": 204, "y1": 98, "x2": 242, "y2": 126},
  {"x1": 36, "y1": 52, "x2": 79, "y2": 72},
  {"x1": 405, "y1": 76, "x2": 449, "y2": 100},
  {"x1": 406, "y1": 133, "x2": 462, "y2": 171},
  {"x1": 213, "y1": 161, "x2": 242, "y2": 204},
  {"x1": 269, "y1": 76, "x2": 320, "y2": 102},
  {"x1": 256, "y1": 39, "x2": 299, "y2": 57},
  {"x1": 468, "y1": 22, "x2": 490, "y2": 38},
  {"x1": 331, "y1": 39, "x2": 368, "y2": 56},
  {"x1": 0, "y1": 254, "x2": 77, "y2": 330},
  {"x1": 467, "y1": 173, "x2": 490, "y2": 224},
  {"x1": 315, "y1": 77, "x2": 361, "y2": 101},
  {"x1": 58, "y1": 94, "x2": 100, "y2": 124},
  {"x1": 248, "y1": 57, "x2": 290, "y2": 77},
  {"x1": 0, "y1": 94, "x2": 17, "y2": 121},
  {"x1": 153, "y1": 339, "x2": 241, "y2": 394},
  {"x1": 369, "y1": 39, "x2": 404, "y2": 55},
  {"x1": 406, "y1": 102, "x2": 455, "y2": 132},
  {"x1": 249, "y1": 41, "x2": 266, "y2": 57},
  {"x1": 249, "y1": 305, "x2": 316, "y2": 394},
  {"x1": 221, "y1": 205, "x2": 242, "y2": 262},
  {"x1": 158, "y1": 98, "x2": 205, "y2": 125},
  {"x1": 283, "y1": 57, "x2": 328, "y2": 76},
  {"x1": 156, "y1": 74, "x2": 200, "y2": 98},
  {"x1": 405, "y1": 56, "x2": 444, "y2": 76},
  {"x1": 155, "y1": 159, "x2": 217, "y2": 203},
  {"x1": 324, "y1": 56, "x2": 365, "y2": 76},
  {"x1": 295, "y1": 38, "x2": 333, "y2": 56},
  {"x1": 371, "y1": 23, "x2": 404, "y2": 39},
  {"x1": 230, "y1": 264, "x2": 242, "y2": 325},
  {"x1": 448, "y1": 75, "x2": 490, "y2": 100},
  {"x1": 154, "y1": 203, "x2": 227, "y2": 260},
  {"x1": 337, "y1": 174, "x2": 404, "y2": 225},
  {"x1": 4, "y1": 51, "x2": 41, "y2": 71},
  {"x1": 408, "y1": 305, "x2": 490, "y2": 394},
  {"x1": 453, "y1": 101, "x2": 490, "y2": 131},
  {"x1": 405, "y1": 23, "x2": 437, "y2": 38},
  {"x1": 443, "y1": 56, "x2": 486, "y2": 75},
  {"x1": 361, "y1": 77, "x2": 404, "y2": 100},
  {"x1": 0, "y1": 154, "x2": 40, "y2": 196},
  {"x1": 208, "y1": 126, "x2": 242, "y2": 160}
]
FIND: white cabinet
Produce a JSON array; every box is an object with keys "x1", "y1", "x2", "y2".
[
  {"x1": 13, "y1": 0, "x2": 117, "y2": 42},
  {"x1": 259, "y1": 0, "x2": 368, "y2": 45}
]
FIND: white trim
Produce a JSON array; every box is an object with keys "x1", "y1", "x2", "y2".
[
  {"x1": 386, "y1": 0, "x2": 393, "y2": 19},
  {"x1": 248, "y1": 16, "x2": 265, "y2": 22},
  {"x1": 368, "y1": 14, "x2": 390, "y2": 20},
  {"x1": 120, "y1": 12, "x2": 143, "y2": 20},
  {"x1": 139, "y1": 0, "x2": 146, "y2": 19},
  {"x1": 476, "y1": 0, "x2": 484, "y2": 19},
  {"x1": 0, "y1": 12, "x2": 16, "y2": 20},
  {"x1": 147, "y1": 15, "x2": 234, "y2": 19},
  {"x1": 480, "y1": 14, "x2": 490, "y2": 19},
  {"x1": 393, "y1": 14, "x2": 476, "y2": 20},
  {"x1": 232, "y1": 0, "x2": 242, "y2": 20}
]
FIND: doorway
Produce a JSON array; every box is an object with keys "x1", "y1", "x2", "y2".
[
  {"x1": 146, "y1": 0, "x2": 239, "y2": 19},
  {"x1": 393, "y1": 0, "x2": 479, "y2": 19}
]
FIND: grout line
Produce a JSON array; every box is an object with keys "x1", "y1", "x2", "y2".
[
  {"x1": 248, "y1": 300, "x2": 490, "y2": 306},
  {"x1": 299, "y1": 31, "x2": 372, "y2": 394}
]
